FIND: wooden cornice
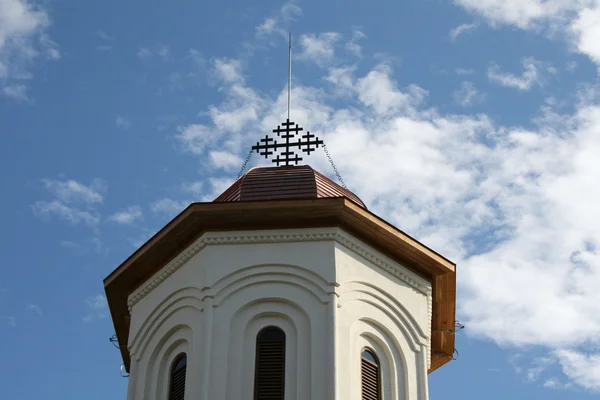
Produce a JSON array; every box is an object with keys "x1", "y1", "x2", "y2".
[{"x1": 104, "y1": 198, "x2": 456, "y2": 373}]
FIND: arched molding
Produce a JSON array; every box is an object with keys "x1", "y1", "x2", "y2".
[
  {"x1": 340, "y1": 306, "x2": 418, "y2": 400},
  {"x1": 139, "y1": 325, "x2": 192, "y2": 400},
  {"x1": 130, "y1": 287, "x2": 203, "y2": 355},
  {"x1": 223, "y1": 297, "x2": 313, "y2": 400},
  {"x1": 211, "y1": 264, "x2": 330, "y2": 306},
  {"x1": 129, "y1": 286, "x2": 204, "y2": 314},
  {"x1": 131, "y1": 296, "x2": 203, "y2": 360},
  {"x1": 362, "y1": 321, "x2": 408, "y2": 400},
  {"x1": 349, "y1": 319, "x2": 408, "y2": 400},
  {"x1": 127, "y1": 228, "x2": 431, "y2": 310},
  {"x1": 339, "y1": 296, "x2": 420, "y2": 352},
  {"x1": 338, "y1": 282, "x2": 428, "y2": 348},
  {"x1": 339, "y1": 281, "x2": 432, "y2": 368}
]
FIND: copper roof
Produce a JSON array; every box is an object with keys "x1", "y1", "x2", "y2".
[{"x1": 214, "y1": 165, "x2": 367, "y2": 208}]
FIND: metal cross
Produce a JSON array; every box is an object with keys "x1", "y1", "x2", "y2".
[{"x1": 251, "y1": 119, "x2": 324, "y2": 166}]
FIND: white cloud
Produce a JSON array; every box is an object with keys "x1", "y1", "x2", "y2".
[
  {"x1": 487, "y1": 58, "x2": 551, "y2": 91},
  {"x1": 557, "y1": 350, "x2": 600, "y2": 391},
  {"x1": 571, "y1": 4, "x2": 600, "y2": 65},
  {"x1": 108, "y1": 206, "x2": 142, "y2": 224},
  {"x1": 525, "y1": 356, "x2": 557, "y2": 382},
  {"x1": 456, "y1": 68, "x2": 475, "y2": 75},
  {"x1": 91, "y1": 237, "x2": 104, "y2": 254},
  {"x1": 116, "y1": 116, "x2": 131, "y2": 130},
  {"x1": 454, "y1": 0, "x2": 573, "y2": 29},
  {"x1": 174, "y1": 46, "x2": 600, "y2": 391},
  {"x1": 96, "y1": 30, "x2": 112, "y2": 41},
  {"x1": 326, "y1": 66, "x2": 356, "y2": 96},
  {"x1": 177, "y1": 58, "x2": 266, "y2": 155},
  {"x1": 356, "y1": 64, "x2": 427, "y2": 114},
  {"x1": 453, "y1": 81, "x2": 486, "y2": 107},
  {"x1": 543, "y1": 377, "x2": 562, "y2": 388},
  {"x1": 137, "y1": 46, "x2": 150, "y2": 57},
  {"x1": 345, "y1": 28, "x2": 366, "y2": 57},
  {"x1": 32, "y1": 200, "x2": 100, "y2": 226},
  {"x1": 41, "y1": 178, "x2": 104, "y2": 204},
  {"x1": 60, "y1": 240, "x2": 80, "y2": 249},
  {"x1": 213, "y1": 57, "x2": 244, "y2": 83},
  {"x1": 83, "y1": 294, "x2": 108, "y2": 322},
  {"x1": 450, "y1": 23, "x2": 477, "y2": 41},
  {"x1": 39, "y1": 34, "x2": 59, "y2": 59},
  {"x1": 253, "y1": 2, "x2": 302, "y2": 44},
  {"x1": 59, "y1": 238, "x2": 105, "y2": 254},
  {"x1": 187, "y1": 48, "x2": 204, "y2": 68},
  {"x1": 201, "y1": 177, "x2": 235, "y2": 202},
  {"x1": 150, "y1": 198, "x2": 189, "y2": 217},
  {"x1": 27, "y1": 304, "x2": 42, "y2": 315},
  {"x1": 566, "y1": 60, "x2": 578, "y2": 72},
  {"x1": 86, "y1": 294, "x2": 106, "y2": 310},
  {"x1": 33, "y1": 178, "x2": 104, "y2": 227},
  {"x1": 0, "y1": 0, "x2": 58, "y2": 99},
  {"x1": 1, "y1": 316, "x2": 16, "y2": 327},
  {"x1": 210, "y1": 104, "x2": 260, "y2": 133},
  {"x1": 280, "y1": 1, "x2": 302, "y2": 22},
  {"x1": 256, "y1": 17, "x2": 278, "y2": 36},
  {"x1": 2, "y1": 83, "x2": 28, "y2": 101},
  {"x1": 137, "y1": 43, "x2": 169, "y2": 59},
  {"x1": 453, "y1": 1, "x2": 600, "y2": 66},
  {"x1": 181, "y1": 181, "x2": 203, "y2": 196},
  {"x1": 209, "y1": 150, "x2": 243, "y2": 171},
  {"x1": 297, "y1": 32, "x2": 341, "y2": 67},
  {"x1": 176, "y1": 124, "x2": 219, "y2": 154},
  {"x1": 129, "y1": 228, "x2": 158, "y2": 249}
]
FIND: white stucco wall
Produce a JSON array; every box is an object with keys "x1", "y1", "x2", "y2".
[{"x1": 125, "y1": 227, "x2": 432, "y2": 400}]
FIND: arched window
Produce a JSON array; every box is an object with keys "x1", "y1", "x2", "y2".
[
  {"x1": 361, "y1": 348, "x2": 380, "y2": 400},
  {"x1": 168, "y1": 353, "x2": 187, "y2": 400},
  {"x1": 254, "y1": 326, "x2": 286, "y2": 400}
]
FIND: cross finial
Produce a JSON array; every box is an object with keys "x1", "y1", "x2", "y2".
[
  {"x1": 245, "y1": 33, "x2": 324, "y2": 167},
  {"x1": 251, "y1": 119, "x2": 324, "y2": 166}
]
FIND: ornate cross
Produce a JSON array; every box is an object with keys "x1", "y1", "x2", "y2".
[{"x1": 251, "y1": 119, "x2": 324, "y2": 166}]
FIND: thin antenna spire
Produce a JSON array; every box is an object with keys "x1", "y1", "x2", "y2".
[{"x1": 287, "y1": 32, "x2": 292, "y2": 121}]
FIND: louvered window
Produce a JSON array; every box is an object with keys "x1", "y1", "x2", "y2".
[
  {"x1": 254, "y1": 326, "x2": 286, "y2": 400},
  {"x1": 168, "y1": 353, "x2": 187, "y2": 400},
  {"x1": 361, "y1": 349, "x2": 380, "y2": 400}
]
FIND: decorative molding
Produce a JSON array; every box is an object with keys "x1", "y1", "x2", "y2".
[
  {"x1": 128, "y1": 228, "x2": 431, "y2": 312},
  {"x1": 333, "y1": 232, "x2": 431, "y2": 296}
]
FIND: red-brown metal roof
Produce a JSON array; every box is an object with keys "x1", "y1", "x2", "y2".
[{"x1": 214, "y1": 165, "x2": 367, "y2": 208}]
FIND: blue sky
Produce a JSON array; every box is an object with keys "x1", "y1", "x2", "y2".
[{"x1": 1, "y1": 0, "x2": 600, "y2": 398}]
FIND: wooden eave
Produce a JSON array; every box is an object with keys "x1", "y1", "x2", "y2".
[{"x1": 104, "y1": 197, "x2": 456, "y2": 373}]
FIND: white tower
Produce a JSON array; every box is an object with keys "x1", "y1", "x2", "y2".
[{"x1": 105, "y1": 162, "x2": 457, "y2": 400}]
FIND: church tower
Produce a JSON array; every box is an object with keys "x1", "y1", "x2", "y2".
[{"x1": 104, "y1": 115, "x2": 457, "y2": 400}]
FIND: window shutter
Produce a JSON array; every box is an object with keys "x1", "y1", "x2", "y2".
[
  {"x1": 168, "y1": 354, "x2": 187, "y2": 400},
  {"x1": 361, "y1": 349, "x2": 380, "y2": 400},
  {"x1": 254, "y1": 327, "x2": 286, "y2": 400}
]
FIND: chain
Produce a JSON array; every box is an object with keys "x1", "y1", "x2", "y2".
[
  {"x1": 322, "y1": 143, "x2": 346, "y2": 189},
  {"x1": 237, "y1": 149, "x2": 254, "y2": 180}
]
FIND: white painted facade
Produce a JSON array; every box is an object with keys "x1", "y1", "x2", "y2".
[{"x1": 125, "y1": 227, "x2": 432, "y2": 400}]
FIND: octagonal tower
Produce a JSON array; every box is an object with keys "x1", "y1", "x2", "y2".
[{"x1": 104, "y1": 162, "x2": 456, "y2": 400}]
